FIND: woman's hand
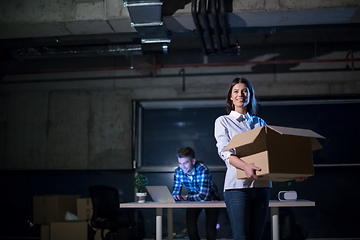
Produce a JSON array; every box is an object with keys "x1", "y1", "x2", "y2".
[
  {"x1": 243, "y1": 163, "x2": 261, "y2": 179},
  {"x1": 229, "y1": 155, "x2": 261, "y2": 179},
  {"x1": 294, "y1": 177, "x2": 308, "y2": 182}
]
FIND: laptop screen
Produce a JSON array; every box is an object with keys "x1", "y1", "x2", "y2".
[{"x1": 146, "y1": 186, "x2": 176, "y2": 203}]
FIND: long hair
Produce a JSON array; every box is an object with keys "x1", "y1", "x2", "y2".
[{"x1": 225, "y1": 77, "x2": 257, "y2": 115}]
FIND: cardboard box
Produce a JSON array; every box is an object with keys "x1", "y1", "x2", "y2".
[
  {"x1": 50, "y1": 221, "x2": 94, "y2": 240},
  {"x1": 77, "y1": 198, "x2": 93, "y2": 220},
  {"x1": 224, "y1": 125, "x2": 324, "y2": 182},
  {"x1": 41, "y1": 225, "x2": 50, "y2": 240},
  {"x1": 33, "y1": 195, "x2": 80, "y2": 224}
]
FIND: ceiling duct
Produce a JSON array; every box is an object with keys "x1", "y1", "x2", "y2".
[
  {"x1": 191, "y1": 0, "x2": 230, "y2": 55},
  {"x1": 124, "y1": 0, "x2": 170, "y2": 54}
]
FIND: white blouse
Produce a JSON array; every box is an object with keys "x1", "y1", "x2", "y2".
[{"x1": 214, "y1": 111, "x2": 271, "y2": 190}]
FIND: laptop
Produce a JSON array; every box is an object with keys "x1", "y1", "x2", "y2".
[{"x1": 146, "y1": 186, "x2": 176, "y2": 203}]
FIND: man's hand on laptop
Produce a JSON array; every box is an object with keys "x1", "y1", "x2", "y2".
[{"x1": 173, "y1": 194, "x2": 187, "y2": 201}]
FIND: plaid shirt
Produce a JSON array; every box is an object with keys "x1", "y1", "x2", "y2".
[{"x1": 172, "y1": 162, "x2": 220, "y2": 201}]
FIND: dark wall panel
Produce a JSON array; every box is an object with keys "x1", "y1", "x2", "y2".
[{"x1": 259, "y1": 101, "x2": 360, "y2": 164}]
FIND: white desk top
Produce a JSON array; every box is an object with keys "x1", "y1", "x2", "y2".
[{"x1": 120, "y1": 200, "x2": 315, "y2": 208}]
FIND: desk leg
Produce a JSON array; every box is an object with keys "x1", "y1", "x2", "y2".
[
  {"x1": 271, "y1": 207, "x2": 279, "y2": 240},
  {"x1": 156, "y1": 208, "x2": 162, "y2": 240},
  {"x1": 167, "y1": 208, "x2": 173, "y2": 240}
]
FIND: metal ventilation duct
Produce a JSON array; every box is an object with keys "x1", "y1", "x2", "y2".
[
  {"x1": 11, "y1": 44, "x2": 143, "y2": 59},
  {"x1": 124, "y1": 0, "x2": 170, "y2": 53},
  {"x1": 11, "y1": 43, "x2": 170, "y2": 59}
]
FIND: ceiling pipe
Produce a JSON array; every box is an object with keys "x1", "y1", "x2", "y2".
[
  {"x1": 210, "y1": 0, "x2": 223, "y2": 52},
  {"x1": 191, "y1": 0, "x2": 208, "y2": 55},
  {"x1": 200, "y1": 0, "x2": 215, "y2": 53},
  {"x1": 145, "y1": 56, "x2": 359, "y2": 72},
  {"x1": 11, "y1": 44, "x2": 143, "y2": 59},
  {"x1": 192, "y1": 0, "x2": 230, "y2": 54},
  {"x1": 7, "y1": 56, "x2": 359, "y2": 75},
  {"x1": 346, "y1": 50, "x2": 354, "y2": 70},
  {"x1": 179, "y1": 68, "x2": 186, "y2": 91},
  {"x1": 219, "y1": 0, "x2": 230, "y2": 49}
]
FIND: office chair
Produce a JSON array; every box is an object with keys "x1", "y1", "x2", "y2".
[{"x1": 89, "y1": 185, "x2": 136, "y2": 240}]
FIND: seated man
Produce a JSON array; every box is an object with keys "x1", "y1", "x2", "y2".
[{"x1": 172, "y1": 147, "x2": 221, "y2": 240}]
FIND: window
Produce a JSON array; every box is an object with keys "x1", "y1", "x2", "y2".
[
  {"x1": 134, "y1": 98, "x2": 360, "y2": 169},
  {"x1": 134, "y1": 100, "x2": 227, "y2": 169}
]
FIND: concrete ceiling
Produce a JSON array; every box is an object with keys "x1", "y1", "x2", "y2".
[{"x1": 1, "y1": 0, "x2": 360, "y2": 75}]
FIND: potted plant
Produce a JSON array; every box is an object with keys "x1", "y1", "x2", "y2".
[{"x1": 134, "y1": 174, "x2": 148, "y2": 203}]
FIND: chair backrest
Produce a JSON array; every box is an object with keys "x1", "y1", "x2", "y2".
[{"x1": 89, "y1": 185, "x2": 120, "y2": 221}]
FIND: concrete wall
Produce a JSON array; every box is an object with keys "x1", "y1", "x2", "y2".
[
  {"x1": 1, "y1": 48, "x2": 359, "y2": 170},
  {"x1": 0, "y1": 89, "x2": 133, "y2": 170},
  {"x1": 0, "y1": 0, "x2": 134, "y2": 39},
  {"x1": 1, "y1": 0, "x2": 359, "y2": 39}
]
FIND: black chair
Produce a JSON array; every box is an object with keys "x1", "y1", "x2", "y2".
[{"x1": 89, "y1": 185, "x2": 136, "y2": 240}]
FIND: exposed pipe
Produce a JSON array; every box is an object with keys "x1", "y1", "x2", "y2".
[
  {"x1": 210, "y1": 0, "x2": 223, "y2": 52},
  {"x1": 346, "y1": 50, "x2": 354, "y2": 70},
  {"x1": 219, "y1": 0, "x2": 230, "y2": 49},
  {"x1": 153, "y1": 57, "x2": 360, "y2": 70},
  {"x1": 191, "y1": 0, "x2": 230, "y2": 54},
  {"x1": 179, "y1": 69, "x2": 185, "y2": 91},
  {"x1": 6, "y1": 56, "x2": 359, "y2": 75},
  {"x1": 11, "y1": 45, "x2": 144, "y2": 59},
  {"x1": 200, "y1": 0, "x2": 215, "y2": 53},
  {"x1": 191, "y1": 0, "x2": 208, "y2": 55}
]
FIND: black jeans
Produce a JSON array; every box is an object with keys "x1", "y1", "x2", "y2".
[{"x1": 186, "y1": 208, "x2": 219, "y2": 240}]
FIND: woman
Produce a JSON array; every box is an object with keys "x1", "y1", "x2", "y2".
[{"x1": 214, "y1": 77, "x2": 270, "y2": 240}]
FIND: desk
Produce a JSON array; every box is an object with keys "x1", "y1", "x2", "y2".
[{"x1": 120, "y1": 200, "x2": 314, "y2": 240}]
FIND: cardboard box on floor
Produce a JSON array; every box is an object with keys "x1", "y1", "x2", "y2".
[
  {"x1": 46, "y1": 220, "x2": 109, "y2": 240},
  {"x1": 77, "y1": 198, "x2": 93, "y2": 220},
  {"x1": 50, "y1": 221, "x2": 94, "y2": 240},
  {"x1": 33, "y1": 195, "x2": 80, "y2": 224},
  {"x1": 41, "y1": 225, "x2": 50, "y2": 240},
  {"x1": 224, "y1": 125, "x2": 325, "y2": 182}
]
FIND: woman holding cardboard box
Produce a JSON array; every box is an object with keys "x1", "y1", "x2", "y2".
[
  {"x1": 214, "y1": 77, "x2": 271, "y2": 240},
  {"x1": 215, "y1": 77, "x2": 307, "y2": 239}
]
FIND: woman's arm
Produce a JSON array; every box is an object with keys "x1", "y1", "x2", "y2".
[{"x1": 214, "y1": 117, "x2": 235, "y2": 161}]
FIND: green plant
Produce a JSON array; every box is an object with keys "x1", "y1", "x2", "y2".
[{"x1": 134, "y1": 174, "x2": 148, "y2": 193}]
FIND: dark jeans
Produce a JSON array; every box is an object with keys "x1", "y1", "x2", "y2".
[
  {"x1": 224, "y1": 188, "x2": 270, "y2": 240},
  {"x1": 186, "y1": 207, "x2": 219, "y2": 240}
]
